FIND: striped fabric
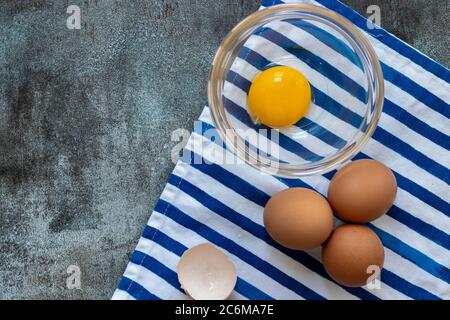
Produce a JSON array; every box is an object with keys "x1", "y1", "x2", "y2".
[{"x1": 112, "y1": 0, "x2": 450, "y2": 300}]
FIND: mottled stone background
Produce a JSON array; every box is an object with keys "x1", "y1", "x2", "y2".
[{"x1": 0, "y1": 0, "x2": 448, "y2": 299}]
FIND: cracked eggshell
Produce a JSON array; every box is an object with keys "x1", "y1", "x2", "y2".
[{"x1": 177, "y1": 243, "x2": 237, "y2": 300}]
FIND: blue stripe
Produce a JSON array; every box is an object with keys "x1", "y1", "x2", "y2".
[
  {"x1": 231, "y1": 45, "x2": 450, "y2": 185},
  {"x1": 183, "y1": 145, "x2": 271, "y2": 207},
  {"x1": 130, "y1": 250, "x2": 183, "y2": 293},
  {"x1": 180, "y1": 150, "x2": 448, "y2": 297},
  {"x1": 117, "y1": 276, "x2": 160, "y2": 300},
  {"x1": 254, "y1": 27, "x2": 368, "y2": 102},
  {"x1": 283, "y1": 18, "x2": 363, "y2": 70},
  {"x1": 234, "y1": 278, "x2": 275, "y2": 301},
  {"x1": 310, "y1": 85, "x2": 366, "y2": 127},
  {"x1": 143, "y1": 226, "x2": 274, "y2": 300},
  {"x1": 369, "y1": 225, "x2": 450, "y2": 284},
  {"x1": 372, "y1": 128, "x2": 450, "y2": 183},
  {"x1": 227, "y1": 70, "x2": 252, "y2": 92},
  {"x1": 392, "y1": 174, "x2": 450, "y2": 218},
  {"x1": 282, "y1": 171, "x2": 450, "y2": 250},
  {"x1": 168, "y1": 172, "x2": 378, "y2": 300},
  {"x1": 350, "y1": 153, "x2": 450, "y2": 218},
  {"x1": 314, "y1": 0, "x2": 450, "y2": 83},
  {"x1": 198, "y1": 117, "x2": 450, "y2": 244},
  {"x1": 382, "y1": 100, "x2": 450, "y2": 151},
  {"x1": 197, "y1": 118, "x2": 288, "y2": 164},
  {"x1": 381, "y1": 61, "x2": 450, "y2": 118},
  {"x1": 236, "y1": 44, "x2": 450, "y2": 184},
  {"x1": 299, "y1": 117, "x2": 346, "y2": 148},
  {"x1": 380, "y1": 270, "x2": 441, "y2": 300},
  {"x1": 154, "y1": 198, "x2": 326, "y2": 300},
  {"x1": 263, "y1": 0, "x2": 450, "y2": 83},
  {"x1": 200, "y1": 114, "x2": 450, "y2": 250},
  {"x1": 282, "y1": 17, "x2": 450, "y2": 119},
  {"x1": 227, "y1": 70, "x2": 348, "y2": 148},
  {"x1": 238, "y1": 46, "x2": 271, "y2": 69},
  {"x1": 223, "y1": 96, "x2": 324, "y2": 161},
  {"x1": 278, "y1": 19, "x2": 450, "y2": 148}
]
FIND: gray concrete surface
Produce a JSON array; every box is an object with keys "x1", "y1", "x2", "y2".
[{"x1": 0, "y1": 0, "x2": 448, "y2": 299}]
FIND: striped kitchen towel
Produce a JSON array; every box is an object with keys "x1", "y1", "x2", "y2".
[{"x1": 112, "y1": 0, "x2": 450, "y2": 300}]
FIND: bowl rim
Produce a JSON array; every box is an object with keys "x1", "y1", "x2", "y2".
[{"x1": 208, "y1": 3, "x2": 384, "y2": 178}]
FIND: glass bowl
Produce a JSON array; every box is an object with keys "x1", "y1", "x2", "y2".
[{"x1": 208, "y1": 3, "x2": 384, "y2": 177}]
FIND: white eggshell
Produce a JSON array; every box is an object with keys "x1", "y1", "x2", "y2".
[{"x1": 177, "y1": 243, "x2": 237, "y2": 300}]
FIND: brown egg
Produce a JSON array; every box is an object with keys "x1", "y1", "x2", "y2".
[
  {"x1": 322, "y1": 224, "x2": 384, "y2": 287},
  {"x1": 328, "y1": 159, "x2": 397, "y2": 223},
  {"x1": 263, "y1": 188, "x2": 334, "y2": 250}
]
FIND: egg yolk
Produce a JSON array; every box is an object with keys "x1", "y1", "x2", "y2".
[{"x1": 247, "y1": 66, "x2": 311, "y2": 128}]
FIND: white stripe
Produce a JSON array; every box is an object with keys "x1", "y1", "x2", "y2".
[
  {"x1": 305, "y1": 0, "x2": 450, "y2": 97},
  {"x1": 395, "y1": 187, "x2": 450, "y2": 235},
  {"x1": 187, "y1": 131, "x2": 449, "y2": 298},
  {"x1": 115, "y1": 0, "x2": 450, "y2": 301},
  {"x1": 384, "y1": 82, "x2": 450, "y2": 136},
  {"x1": 174, "y1": 154, "x2": 410, "y2": 299},
  {"x1": 241, "y1": 34, "x2": 450, "y2": 182},
  {"x1": 148, "y1": 210, "x2": 303, "y2": 300},
  {"x1": 297, "y1": 172, "x2": 450, "y2": 269},
  {"x1": 248, "y1": 35, "x2": 367, "y2": 116},
  {"x1": 265, "y1": 0, "x2": 450, "y2": 101},
  {"x1": 176, "y1": 149, "x2": 440, "y2": 299},
  {"x1": 161, "y1": 180, "x2": 358, "y2": 300},
  {"x1": 136, "y1": 238, "x2": 246, "y2": 300},
  {"x1": 200, "y1": 107, "x2": 450, "y2": 232},
  {"x1": 124, "y1": 261, "x2": 186, "y2": 300},
  {"x1": 383, "y1": 249, "x2": 450, "y2": 299},
  {"x1": 111, "y1": 289, "x2": 136, "y2": 300},
  {"x1": 269, "y1": 20, "x2": 450, "y2": 139},
  {"x1": 226, "y1": 57, "x2": 450, "y2": 206},
  {"x1": 223, "y1": 81, "x2": 339, "y2": 156}
]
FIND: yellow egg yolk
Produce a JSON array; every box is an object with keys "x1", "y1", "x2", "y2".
[{"x1": 247, "y1": 66, "x2": 311, "y2": 128}]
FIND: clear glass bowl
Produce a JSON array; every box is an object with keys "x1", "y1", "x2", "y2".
[{"x1": 208, "y1": 3, "x2": 384, "y2": 177}]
